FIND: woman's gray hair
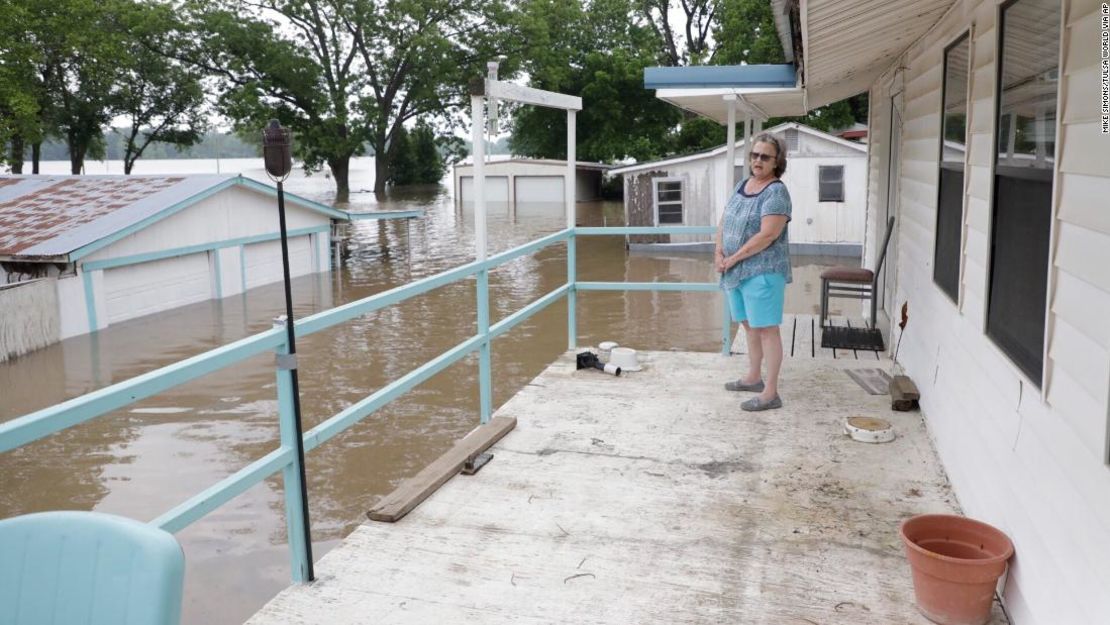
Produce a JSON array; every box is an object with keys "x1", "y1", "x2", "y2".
[{"x1": 751, "y1": 132, "x2": 788, "y2": 177}]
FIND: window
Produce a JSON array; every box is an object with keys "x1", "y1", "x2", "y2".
[
  {"x1": 654, "y1": 178, "x2": 684, "y2": 224},
  {"x1": 818, "y1": 166, "x2": 844, "y2": 202},
  {"x1": 785, "y1": 128, "x2": 799, "y2": 152},
  {"x1": 934, "y1": 33, "x2": 970, "y2": 303},
  {"x1": 986, "y1": 0, "x2": 1060, "y2": 385}
]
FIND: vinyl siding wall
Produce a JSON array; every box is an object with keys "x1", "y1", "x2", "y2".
[{"x1": 866, "y1": 1, "x2": 1110, "y2": 622}]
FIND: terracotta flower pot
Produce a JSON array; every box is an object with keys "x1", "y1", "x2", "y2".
[{"x1": 900, "y1": 514, "x2": 1013, "y2": 625}]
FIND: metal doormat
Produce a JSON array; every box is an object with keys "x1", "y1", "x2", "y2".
[
  {"x1": 821, "y1": 325, "x2": 886, "y2": 352},
  {"x1": 845, "y1": 368, "x2": 892, "y2": 395}
]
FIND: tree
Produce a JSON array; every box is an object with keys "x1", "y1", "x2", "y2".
[
  {"x1": 42, "y1": 0, "x2": 121, "y2": 174},
  {"x1": 344, "y1": 0, "x2": 511, "y2": 194},
  {"x1": 112, "y1": 1, "x2": 207, "y2": 174},
  {"x1": 713, "y1": 0, "x2": 866, "y2": 133},
  {"x1": 1, "y1": 0, "x2": 207, "y2": 175},
  {"x1": 386, "y1": 125, "x2": 417, "y2": 186},
  {"x1": 641, "y1": 0, "x2": 716, "y2": 65},
  {"x1": 713, "y1": 0, "x2": 785, "y2": 66},
  {"x1": 0, "y1": 13, "x2": 42, "y2": 172},
  {"x1": 510, "y1": 0, "x2": 867, "y2": 165},
  {"x1": 410, "y1": 123, "x2": 444, "y2": 184},
  {"x1": 386, "y1": 122, "x2": 447, "y2": 186},
  {"x1": 180, "y1": 0, "x2": 505, "y2": 198},
  {"x1": 509, "y1": 0, "x2": 682, "y2": 162},
  {"x1": 179, "y1": 0, "x2": 365, "y2": 200}
]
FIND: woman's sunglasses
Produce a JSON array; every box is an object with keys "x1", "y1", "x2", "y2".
[{"x1": 750, "y1": 151, "x2": 776, "y2": 163}]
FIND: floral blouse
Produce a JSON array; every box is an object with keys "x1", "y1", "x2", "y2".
[{"x1": 719, "y1": 178, "x2": 792, "y2": 289}]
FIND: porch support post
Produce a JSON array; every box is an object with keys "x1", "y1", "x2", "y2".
[
  {"x1": 725, "y1": 95, "x2": 737, "y2": 199},
  {"x1": 566, "y1": 109, "x2": 577, "y2": 351},
  {"x1": 472, "y1": 94, "x2": 493, "y2": 423},
  {"x1": 740, "y1": 115, "x2": 751, "y2": 182}
]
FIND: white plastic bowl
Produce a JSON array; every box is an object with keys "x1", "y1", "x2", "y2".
[{"x1": 609, "y1": 347, "x2": 641, "y2": 372}]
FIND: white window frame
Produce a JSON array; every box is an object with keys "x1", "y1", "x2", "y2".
[
  {"x1": 818, "y1": 165, "x2": 845, "y2": 202},
  {"x1": 652, "y1": 177, "x2": 685, "y2": 225}
]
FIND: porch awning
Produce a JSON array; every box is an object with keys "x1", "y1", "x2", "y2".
[
  {"x1": 642, "y1": 64, "x2": 807, "y2": 123},
  {"x1": 653, "y1": 86, "x2": 808, "y2": 123},
  {"x1": 643, "y1": 64, "x2": 797, "y2": 90}
]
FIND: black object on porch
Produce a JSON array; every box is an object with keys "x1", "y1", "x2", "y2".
[{"x1": 821, "y1": 324, "x2": 886, "y2": 352}]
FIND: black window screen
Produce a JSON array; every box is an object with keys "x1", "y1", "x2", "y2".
[
  {"x1": 934, "y1": 33, "x2": 970, "y2": 302},
  {"x1": 656, "y1": 180, "x2": 683, "y2": 224},
  {"x1": 987, "y1": 0, "x2": 1060, "y2": 385},
  {"x1": 818, "y1": 166, "x2": 844, "y2": 202}
]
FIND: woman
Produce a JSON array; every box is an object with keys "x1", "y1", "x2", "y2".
[{"x1": 715, "y1": 133, "x2": 792, "y2": 411}]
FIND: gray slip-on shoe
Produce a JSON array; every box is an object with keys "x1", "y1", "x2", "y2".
[
  {"x1": 725, "y1": 379, "x2": 765, "y2": 392},
  {"x1": 741, "y1": 395, "x2": 783, "y2": 411}
]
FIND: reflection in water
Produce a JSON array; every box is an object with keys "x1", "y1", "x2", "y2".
[{"x1": 0, "y1": 159, "x2": 858, "y2": 625}]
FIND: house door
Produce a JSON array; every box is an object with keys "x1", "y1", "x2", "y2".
[{"x1": 881, "y1": 90, "x2": 903, "y2": 321}]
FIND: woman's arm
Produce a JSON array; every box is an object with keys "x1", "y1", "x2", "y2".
[
  {"x1": 714, "y1": 211, "x2": 727, "y2": 272},
  {"x1": 725, "y1": 215, "x2": 788, "y2": 269}
]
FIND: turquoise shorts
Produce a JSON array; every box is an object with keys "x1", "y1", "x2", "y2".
[{"x1": 726, "y1": 273, "x2": 787, "y2": 328}]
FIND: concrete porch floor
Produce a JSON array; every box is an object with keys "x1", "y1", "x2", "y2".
[{"x1": 247, "y1": 351, "x2": 1008, "y2": 624}]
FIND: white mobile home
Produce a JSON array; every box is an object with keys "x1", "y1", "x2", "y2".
[
  {"x1": 850, "y1": 4, "x2": 1110, "y2": 620},
  {"x1": 610, "y1": 123, "x2": 867, "y2": 254},
  {"x1": 648, "y1": 0, "x2": 1105, "y2": 617},
  {"x1": 0, "y1": 174, "x2": 414, "y2": 358},
  {"x1": 648, "y1": 0, "x2": 1109, "y2": 622}
]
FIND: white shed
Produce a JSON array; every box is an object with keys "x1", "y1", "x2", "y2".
[
  {"x1": 453, "y1": 158, "x2": 611, "y2": 206},
  {"x1": 0, "y1": 174, "x2": 414, "y2": 350},
  {"x1": 609, "y1": 123, "x2": 867, "y2": 255}
]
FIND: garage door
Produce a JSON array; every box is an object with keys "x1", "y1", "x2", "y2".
[
  {"x1": 459, "y1": 176, "x2": 509, "y2": 203},
  {"x1": 103, "y1": 252, "x2": 212, "y2": 324},
  {"x1": 243, "y1": 236, "x2": 314, "y2": 290},
  {"x1": 515, "y1": 176, "x2": 565, "y2": 204}
]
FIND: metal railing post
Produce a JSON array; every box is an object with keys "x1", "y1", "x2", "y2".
[
  {"x1": 567, "y1": 234, "x2": 577, "y2": 351},
  {"x1": 274, "y1": 317, "x2": 312, "y2": 583},
  {"x1": 566, "y1": 110, "x2": 577, "y2": 351},
  {"x1": 472, "y1": 92, "x2": 493, "y2": 423},
  {"x1": 477, "y1": 270, "x2": 492, "y2": 423}
]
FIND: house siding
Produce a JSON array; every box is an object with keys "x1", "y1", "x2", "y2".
[
  {"x1": 866, "y1": 1, "x2": 1110, "y2": 623},
  {"x1": 621, "y1": 127, "x2": 868, "y2": 250},
  {"x1": 626, "y1": 170, "x2": 671, "y2": 244}
]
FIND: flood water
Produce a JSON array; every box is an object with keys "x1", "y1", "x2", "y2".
[{"x1": 0, "y1": 157, "x2": 857, "y2": 624}]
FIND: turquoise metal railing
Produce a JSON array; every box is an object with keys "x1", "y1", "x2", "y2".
[{"x1": 0, "y1": 225, "x2": 728, "y2": 583}]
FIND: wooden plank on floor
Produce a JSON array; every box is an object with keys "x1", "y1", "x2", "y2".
[
  {"x1": 368, "y1": 416, "x2": 517, "y2": 523},
  {"x1": 795, "y1": 314, "x2": 814, "y2": 359}
]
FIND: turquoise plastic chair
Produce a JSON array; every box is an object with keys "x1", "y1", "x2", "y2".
[{"x1": 0, "y1": 511, "x2": 184, "y2": 625}]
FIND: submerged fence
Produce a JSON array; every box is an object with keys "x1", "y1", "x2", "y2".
[
  {"x1": 0, "y1": 279, "x2": 60, "y2": 363},
  {"x1": 0, "y1": 225, "x2": 726, "y2": 583}
]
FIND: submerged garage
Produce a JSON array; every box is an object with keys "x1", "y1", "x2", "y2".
[
  {"x1": 0, "y1": 174, "x2": 414, "y2": 342},
  {"x1": 453, "y1": 158, "x2": 611, "y2": 206}
]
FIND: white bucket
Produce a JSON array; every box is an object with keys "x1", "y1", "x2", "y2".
[
  {"x1": 598, "y1": 341, "x2": 619, "y2": 363},
  {"x1": 609, "y1": 347, "x2": 641, "y2": 372}
]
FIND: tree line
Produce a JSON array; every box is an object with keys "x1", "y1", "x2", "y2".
[{"x1": 0, "y1": 0, "x2": 865, "y2": 200}]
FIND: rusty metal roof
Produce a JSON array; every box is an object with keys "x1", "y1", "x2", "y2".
[
  {"x1": 0, "y1": 175, "x2": 218, "y2": 259},
  {"x1": 0, "y1": 174, "x2": 350, "y2": 262}
]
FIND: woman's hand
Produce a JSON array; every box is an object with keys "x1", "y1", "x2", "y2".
[{"x1": 714, "y1": 248, "x2": 727, "y2": 273}]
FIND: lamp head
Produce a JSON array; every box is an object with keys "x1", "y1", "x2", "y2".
[{"x1": 262, "y1": 120, "x2": 292, "y2": 181}]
